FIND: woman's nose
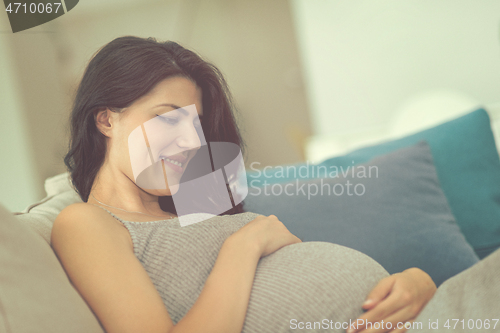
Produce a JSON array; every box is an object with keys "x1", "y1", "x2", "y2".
[{"x1": 176, "y1": 123, "x2": 202, "y2": 150}]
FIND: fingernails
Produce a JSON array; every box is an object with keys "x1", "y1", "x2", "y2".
[{"x1": 362, "y1": 299, "x2": 373, "y2": 306}]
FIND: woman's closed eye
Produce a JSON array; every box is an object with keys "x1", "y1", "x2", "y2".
[
  {"x1": 156, "y1": 114, "x2": 179, "y2": 125},
  {"x1": 156, "y1": 114, "x2": 203, "y2": 128}
]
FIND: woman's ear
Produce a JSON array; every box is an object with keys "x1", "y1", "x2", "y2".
[{"x1": 95, "y1": 108, "x2": 113, "y2": 137}]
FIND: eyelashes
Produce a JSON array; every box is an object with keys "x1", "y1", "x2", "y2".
[
  {"x1": 155, "y1": 114, "x2": 202, "y2": 128},
  {"x1": 156, "y1": 114, "x2": 179, "y2": 125}
]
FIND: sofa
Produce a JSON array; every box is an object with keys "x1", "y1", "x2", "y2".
[{"x1": 2, "y1": 108, "x2": 500, "y2": 332}]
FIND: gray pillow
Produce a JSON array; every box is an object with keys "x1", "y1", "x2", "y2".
[
  {"x1": 0, "y1": 203, "x2": 104, "y2": 333},
  {"x1": 243, "y1": 141, "x2": 479, "y2": 286}
]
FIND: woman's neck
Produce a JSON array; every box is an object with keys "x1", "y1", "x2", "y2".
[{"x1": 89, "y1": 164, "x2": 170, "y2": 218}]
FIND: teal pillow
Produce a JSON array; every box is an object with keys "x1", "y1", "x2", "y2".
[{"x1": 246, "y1": 108, "x2": 500, "y2": 258}]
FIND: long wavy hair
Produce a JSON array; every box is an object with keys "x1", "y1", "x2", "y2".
[{"x1": 64, "y1": 36, "x2": 245, "y2": 215}]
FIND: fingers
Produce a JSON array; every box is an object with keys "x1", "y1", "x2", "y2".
[
  {"x1": 250, "y1": 214, "x2": 302, "y2": 257},
  {"x1": 352, "y1": 286, "x2": 416, "y2": 333},
  {"x1": 364, "y1": 287, "x2": 414, "y2": 320},
  {"x1": 351, "y1": 270, "x2": 432, "y2": 333},
  {"x1": 362, "y1": 275, "x2": 397, "y2": 310}
]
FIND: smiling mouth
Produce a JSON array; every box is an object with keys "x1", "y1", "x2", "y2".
[
  {"x1": 159, "y1": 156, "x2": 187, "y2": 174},
  {"x1": 161, "y1": 157, "x2": 184, "y2": 168}
]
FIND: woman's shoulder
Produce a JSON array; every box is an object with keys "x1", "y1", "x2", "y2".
[
  {"x1": 52, "y1": 202, "x2": 128, "y2": 244},
  {"x1": 59, "y1": 202, "x2": 96, "y2": 213},
  {"x1": 56, "y1": 202, "x2": 114, "y2": 224}
]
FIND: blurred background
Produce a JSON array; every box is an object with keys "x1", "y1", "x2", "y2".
[{"x1": 1, "y1": 0, "x2": 500, "y2": 212}]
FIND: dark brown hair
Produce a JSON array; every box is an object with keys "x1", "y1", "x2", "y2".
[{"x1": 64, "y1": 36, "x2": 245, "y2": 214}]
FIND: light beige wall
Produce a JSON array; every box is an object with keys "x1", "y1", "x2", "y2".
[
  {"x1": 187, "y1": 0, "x2": 311, "y2": 166},
  {"x1": 0, "y1": 17, "x2": 40, "y2": 212},
  {"x1": 8, "y1": 28, "x2": 71, "y2": 182}
]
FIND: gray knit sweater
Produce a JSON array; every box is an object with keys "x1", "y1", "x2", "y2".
[{"x1": 95, "y1": 206, "x2": 389, "y2": 332}]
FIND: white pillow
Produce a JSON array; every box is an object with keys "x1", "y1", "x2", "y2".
[{"x1": 14, "y1": 172, "x2": 82, "y2": 244}]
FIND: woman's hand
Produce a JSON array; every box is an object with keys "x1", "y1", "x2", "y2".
[
  {"x1": 229, "y1": 214, "x2": 302, "y2": 258},
  {"x1": 348, "y1": 267, "x2": 437, "y2": 333}
]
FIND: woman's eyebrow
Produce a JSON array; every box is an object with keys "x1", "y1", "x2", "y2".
[
  {"x1": 154, "y1": 103, "x2": 181, "y2": 111},
  {"x1": 154, "y1": 103, "x2": 192, "y2": 116},
  {"x1": 154, "y1": 103, "x2": 202, "y2": 118}
]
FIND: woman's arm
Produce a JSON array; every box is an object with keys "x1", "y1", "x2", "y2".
[
  {"x1": 174, "y1": 214, "x2": 302, "y2": 333},
  {"x1": 51, "y1": 204, "x2": 300, "y2": 333},
  {"x1": 348, "y1": 268, "x2": 437, "y2": 333},
  {"x1": 172, "y1": 232, "x2": 259, "y2": 333}
]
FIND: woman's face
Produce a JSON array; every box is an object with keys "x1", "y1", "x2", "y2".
[{"x1": 102, "y1": 76, "x2": 204, "y2": 196}]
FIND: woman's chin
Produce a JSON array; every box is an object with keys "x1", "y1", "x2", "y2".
[
  {"x1": 146, "y1": 185, "x2": 179, "y2": 197},
  {"x1": 166, "y1": 184, "x2": 180, "y2": 195}
]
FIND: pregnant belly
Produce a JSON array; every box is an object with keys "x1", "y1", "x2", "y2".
[{"x1": 242, "y1": 241, "x2": 389, "y2": 333}]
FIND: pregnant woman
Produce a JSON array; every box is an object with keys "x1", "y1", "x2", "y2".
[{"x1": 51, "y1": 36, "x2": 436, "y2": 333}]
